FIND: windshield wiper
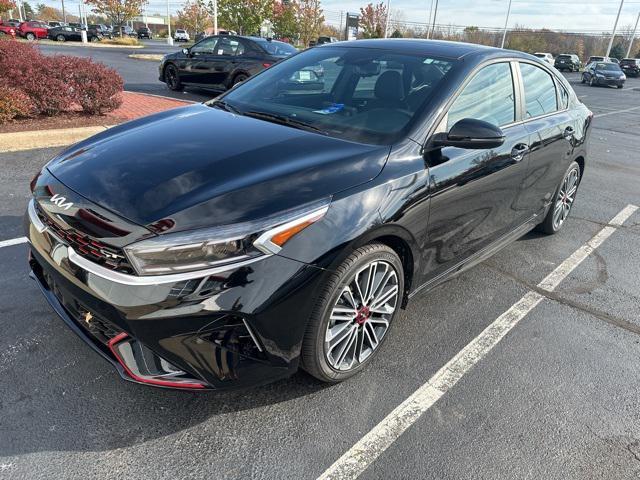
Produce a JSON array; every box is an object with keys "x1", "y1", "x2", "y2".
[
  {"x1": 211, "y1": 100, "x2": 242, "y2": 115},
  {"x1": 243, "y1": 111, "x2": 327, "y2": 135}
]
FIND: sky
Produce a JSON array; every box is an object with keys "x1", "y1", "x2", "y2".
[{"x1": 30, "y1": 0, "x2": 640, "y2": 33}]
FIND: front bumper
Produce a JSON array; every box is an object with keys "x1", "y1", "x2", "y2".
[
  {"x1": 595, "y1": 77, "x2": 625, "y2": 86},
  {"x1": 26, "y1": 199, "x2": 328, "y2": 390}
]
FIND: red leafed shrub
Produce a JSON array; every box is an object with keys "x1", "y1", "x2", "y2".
[
  {"x1": 0, "y1": 38, "x2": 123, "y2": 120},
  {"x1": 0, "y1": 86, "x2": 34, "y2": 123},
  {"x1": 57, "y1": 56, "x2": 124, "y2": 114}
]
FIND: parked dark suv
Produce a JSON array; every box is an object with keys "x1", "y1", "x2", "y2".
[
  {"x1": 554, "y1": 53, "x2": 581, "y2": 71},
  {"x1": 619, "y1": 58, "x2": 640, "y2": 77},
  {"x1": 137, "y1": 26, "x2": 152, "y2": 39},
  {"x1": 27, "y1": 40, "x2": 592, "y2": 390},
  {"x1": 48, "y1": 25, "x2": 103, "y2": 42},
  {"x1": 159, "y1": 35, "x2": 298, "y2": 92}
]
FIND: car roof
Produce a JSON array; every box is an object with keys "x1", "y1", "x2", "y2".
[{"x1": 314, "y1": 38, "x2": 527, "y2": 61}]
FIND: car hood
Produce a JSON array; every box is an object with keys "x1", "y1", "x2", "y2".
[{"x1": 46, "y1": 104, "x2": 389, "y2": 232}]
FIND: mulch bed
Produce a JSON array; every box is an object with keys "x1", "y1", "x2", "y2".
[{"x1": 0, "y1": 91, "x2": 193, "y2": 134}]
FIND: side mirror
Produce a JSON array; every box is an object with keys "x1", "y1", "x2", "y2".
[
  {"x1": 182, "y1": 47, "x2": 190, "y2": 56},
  {"x1": 432, "y1": 118, "x2": 505, "y2": 150}
]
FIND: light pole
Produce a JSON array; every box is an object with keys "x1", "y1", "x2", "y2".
[
  {"x1": 213, "y1": 0, "x2": 218, "y2": 35},
  {"x1": 61, "y1": 0, "x2": 66, "y2": 24},
  {"x1": 384, "y1": 0, "x2": 391, "y2": 38},
  {"x1": 626, "y1": 12, "x2": 640, "y2": 58},
  {"x1": 430, "y1": 0, "x2": 439, "y2": 39},
  {"x1": 500, "y1": 0, "x2": 512, "y2": 49},
  {"x1": 606, "y1": 0, "x2": 625, "y2": 58},
  {"x1": 166, "y1": 0, "x2": 173, "y2": 45},
  {"x1": 426, "y1": 0, "x2": 434, "y2": 39}
]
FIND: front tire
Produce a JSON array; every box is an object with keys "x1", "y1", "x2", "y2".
[
  {"x1": 26, "y1": 32, "x2": 35, "y2": 41},
  {"x1": 581, "y1": 74, "x2": 586, "y2": 84},
  {"x1": 537, "y1": 161, "x2": 581, "y2": 234},
  {"x1": 301, "y1": 243, "x2": 404, "y2": 383},
  {"x1": 164, "y1": 64, "x2": 183, "y2": 91},
  {"x1": 56, "y1": 34, "x2": 65, "y2": 42}
]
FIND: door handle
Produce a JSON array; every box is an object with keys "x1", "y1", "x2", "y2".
[
  {"x1": 511, "y1": 143, "x2": 529, "y2": 162},
  {"x1": 563, "y1": 126, "x2": 575, "y2": 140}
]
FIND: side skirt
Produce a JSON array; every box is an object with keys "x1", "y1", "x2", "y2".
[{"x1": 408, "y1": 214, "x2": 540, "y2": 300}]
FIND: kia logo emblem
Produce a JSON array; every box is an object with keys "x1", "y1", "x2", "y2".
[{"x1": 50, "y1": 193, "x2": 74, "y2": 211}]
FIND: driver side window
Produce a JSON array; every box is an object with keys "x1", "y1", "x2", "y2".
[
  {"x1": 447, "y1": 62, "x2": 515, "y2": 130},
  {"x1": 191, "y1": 37, "x2": 218, "y2": 55}
]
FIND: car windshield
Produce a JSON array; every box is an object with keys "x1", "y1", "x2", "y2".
[
  {"x1": 255, "y1": 39, "x2": 297, "y2": 57},
  {"x1": 534, "y1": 53, "x2": 547, "y2": 58},
  {"x1": 596, "y1": 63, "x2": 621, "y2": 71},
  {"x1": 215, "y1": 46, "x2": 457, "y2": 145}
]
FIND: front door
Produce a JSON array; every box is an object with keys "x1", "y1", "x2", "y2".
[
  {"x1": 424, "y1": 62, "x2": 531, "y2": 278},
  {"x1": 180, "y1": 36, "x2": 218, "y2": 84}
]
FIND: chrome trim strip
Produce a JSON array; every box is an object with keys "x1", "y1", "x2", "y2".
[
  {"x1": 253, "y1": 205, "x2": 329, "y2": 255},
  {"x1": 28, "y1": 199, "x2": 47, "y2": 233},
  {"x1": 242, "y1": 318, "x2": 263, "y2": 352},
  {"x1": 68, "y1": 247, "x2": 270, "y2": 286}
]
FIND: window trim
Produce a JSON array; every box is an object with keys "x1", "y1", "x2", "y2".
[{"x1": 515, "y1": 59, "x2": 570, "y2": 123}]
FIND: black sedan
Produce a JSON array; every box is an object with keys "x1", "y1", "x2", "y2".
[
  {"x1": 159, "y1": 35, "x2": 298, "y2": 92},
  {"x1": 582, "y1": 61, "x2": 626, "y2": 88},
  {"x1": 26, "y1": 40, "x2": 591, "y2": 390},
  {"x1": 48, "y1": 25, "x2": 102, "y2": 42}
]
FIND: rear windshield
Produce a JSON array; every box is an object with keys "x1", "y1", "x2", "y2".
[
  {"x1": 217, "y1": 46, "x2": 458, "y2": 145},
  {"x1": 557, "y1": 55, "x2": 572, "y2": 60},
  {"x1": 255, "y1": 40, "x2": 298, "y2": 57},
  {"x1": 620, "y1": 59, "x2": 636, "y2": 65},
  {"x1": 596, "y1": 63, "x2": 621, "y2": 71}
]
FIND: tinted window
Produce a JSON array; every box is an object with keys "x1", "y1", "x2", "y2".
[
  {"x1": 219, "y1": 46, "x2": 457, "y2": 145},
  {"x1": 192, "y1": 37, "x2": 217, "y2": 54},
  {"x1": 520, "y1": 63, "x2": 557, "y2": 118},
  {"x1": 216, "y1": 38, "x2": 243, "y2": 55},
  {"x1": 447, "y1": 62, "x2": 515, "y2": 129},
  {"x1": 255, "y1": 39, "x2": 297, "y2": 57},
  {"x1": 559, "y1": 84, "x2": 569, "y2": 109}
]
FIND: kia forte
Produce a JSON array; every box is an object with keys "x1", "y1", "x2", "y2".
[{"x1": 26, "y1": 40, "x2": 592, "y2": 390}]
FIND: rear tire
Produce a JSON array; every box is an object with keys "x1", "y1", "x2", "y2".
[
  {"x1": 56, "y1": 34, "x2": 65, "y2": 42},
  {"x1": 26, "y1": 32, "x2": 35, "y2": 41},
  {"x1": 536, "y1": 161, "x2": 581, "y2": 235},
  {"x1": 581, "y1": 75, "x2": 586, "y2": 84},
  {"x1": 617, "y1": 85, "x2": 623, "y2": 89},
  {"x1": 301, "y1": 243, "x2": 404, "y2": 383},
  {"x1": 232, "y1": 73, "x2": 248, "y2": 87},
  {"x1": 164, "y1": 64, "x2": 183, "y2": 91}
]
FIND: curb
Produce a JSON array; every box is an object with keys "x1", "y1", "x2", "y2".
[
  {"x1": 129, "y1": 53, "x2": 164, "y2": 61},
  {"x1": 32, "y1": 39, "x2": 145, "y2": 49},
  {"x1": 0, "y1": 125, "x2": 113, "y2": 153},
  {"x1": 124, "y1": 90, "x2": 198, "y2": 104}
]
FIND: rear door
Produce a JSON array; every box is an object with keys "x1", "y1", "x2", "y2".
[
  {"x1": 517, "y1": 62, "x2": 577, "y2": 216},
  {"x1": 424, "y1": 61, "x2": 532, "y2": 277}
]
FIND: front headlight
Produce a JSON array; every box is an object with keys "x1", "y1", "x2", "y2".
[
  {"x1": 596, "y1": 73, "x2": 605, "y2": 78},
  {"x1": 620, "y1": 74, "x2": 626, "y2": 79},
  {"x1": 124, "y1": 201, "x2": 329, "y2": 275}
]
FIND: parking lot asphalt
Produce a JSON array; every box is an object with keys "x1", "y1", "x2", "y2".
[{"x1": 0, "y1": 72, "x2": 639, "y2": 479}]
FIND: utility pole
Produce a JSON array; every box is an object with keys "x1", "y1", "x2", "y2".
[
  {"x1": 430, "y1": 0, "x2": 439, "y2": 39},
  {"x1": 61, "y1": 0, "x2": 67, "y2": 24},
  {"x1": 626, "y1": 11, "x2": 640, "y2": 58},
  {"x1": 384, "y1": 0, "x2": 391, "y2": 38},
  {"x1": 17, "y1": 0, "x2": 23, "y2": 21},
  {"x1": 426, "y1": 0, "x2": 435, "y2": 39},
  {"x1": 500, "y1": 0, "x2": 512, "y2": 49},
  {"x1": 166, "y1": 0, "x2": 173, "y2": 45},
  {"x1": 606, "y1": 0, "x2": 625, "y2": 58},
  {"x1": 339, "y1": 10, "x2": 344, "y2": 40}
]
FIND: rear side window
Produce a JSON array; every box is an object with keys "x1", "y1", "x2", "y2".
[
  {"x1": 559, "y1": 84, "x2": 569, "y2": 109},
  {"x1": 520, "y1": 63, "x2": 557, "y2": 118},
  {"x1": 447, "y1": 62, "x2": 515, "y2": 129}
]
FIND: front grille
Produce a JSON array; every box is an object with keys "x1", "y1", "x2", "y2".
[{"x1": 36, "y1": 203, "x2": 135, "y2": 274}]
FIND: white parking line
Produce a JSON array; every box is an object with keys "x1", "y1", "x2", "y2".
[
  {"x1": 0, "y1": 237, "x2": 27, "y2": 248},
  {"x1": 317, "y1": 204, "x2": 639, "y2": 480},
  {"x1": 594, "y1": 105, "x2": 640, "y2": 118}
]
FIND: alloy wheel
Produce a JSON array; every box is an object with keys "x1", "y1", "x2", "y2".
[
  {"x1": 324, "y1": 260, "x2": 399, "y2": 371},
  {"x1": 552, "y1": 166, "x2": 579, "y2": 230},
  {"x1": 166, "y1": 66, "x2": 179, "y2": 89}
]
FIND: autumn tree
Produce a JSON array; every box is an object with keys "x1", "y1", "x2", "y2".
[
  {"x1": 177, "y1": 0, "x2": 211, "y2": 35},
  {"x1": 217, "y1": 0, "x2": 273, "y2": 36},
  {"x1": 272, "y1": 0, "x2": 298, "y2": 40},
  {"x1": 298, "y1": 0, "x2": 323, "y2": 46},
  {"x1": 0, "y1": 0, "x2": 15, "y2": 17},
  {"x1": 36, "y1": 4, "x2": 63, "y2": 21},
  {"x1": 86, "y1": 0, "x2": 147, "y2": 28},
  {"x1": 359, "y1": 2, "x2": 387, "y2": 39}
]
